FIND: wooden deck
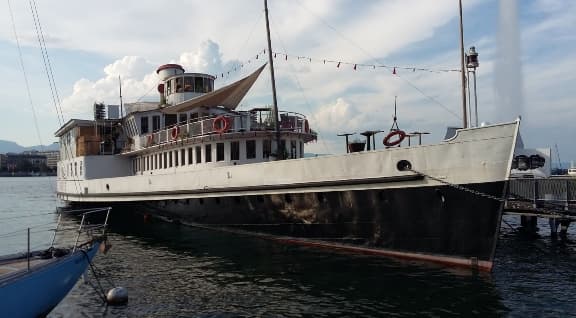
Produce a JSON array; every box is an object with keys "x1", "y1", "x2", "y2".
[{"x1": 0, "y1": 257, "x2": 54, "y2": 277}]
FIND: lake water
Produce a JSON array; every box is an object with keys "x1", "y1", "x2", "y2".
[{"x1": 1, "y1": 177, "x2": 575, "y2": 317}]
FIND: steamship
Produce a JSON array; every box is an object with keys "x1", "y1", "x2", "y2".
[
  {"x1": 55, "y1": 60, "x2": 521, "y2": 271},
  {"x1": 55, "y1": 3, "x2": 522, "y2": 271}
]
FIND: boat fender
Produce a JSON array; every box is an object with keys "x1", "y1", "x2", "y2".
[
  {"x1": 106, "y1": 287, "x2": 129, "y2": 305},
  {"x1": 170, "y1": 127, "x2": 180, "y2": 140},
  {"x1": 213, "y1": 115, "x2": 230, "y2": 134},
  {"x1": 383, "y1": 130, "x2": 406, "y2": 147}
]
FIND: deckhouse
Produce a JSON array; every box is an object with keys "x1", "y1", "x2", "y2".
[{"x1": 55, "y1": 63, "x2": 316, "y2": 182}]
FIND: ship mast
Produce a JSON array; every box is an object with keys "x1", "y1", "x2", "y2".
[
  {"x1": 264, "y1": 0, "x2": 282, "y2": 159},
  {"x1": 458, "y1": 0, "x2": 468, "y2": 128}
]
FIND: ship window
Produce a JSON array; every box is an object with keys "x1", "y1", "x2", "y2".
[
  {"x1": 194, "y1": 77, "x2": 203, "y2": 92},
  {"x1": 231, "y1": 141, "x2": 240, "y2": 161},
  {"x1": 188, "y1": 148, "x2": 193, "y2": 165},
  {"x1": 163, "y1": 152, "x2": 168, "y2": 169},
  {"x1": 205, "y1": 144, "x2": 212, "y2": 162},
  {"x1": 184, "y1": 77, "x2": 194, "y2": 92},
  {"x1": 263, "y1": 139, "x2": 271, "y2": 159},
  {"x1": 175, "y1": 77, "x2": 183, "y2": 93},
  {"x1": 204, "y1": 78, "x2": 213, "y2": 93},
  {"x1": 216, "y1": 143, "x2": 224, "y2": 162},
  {"x1": 166, "y1": 80, "x2": 172, "y2": 95},
  {"x1": 79, "y1": 161, "x2": 83, "y2": 176},
  {"x1": 152, "y1": 116, "x2": 161, "y2": 131},
  {"x1": 165, "y1": 114, "x2": 177, "y2": 127},
  {"x1": 169, "y1": 151, "x2": 173, "y2": 167},
  {"x1": 174, "y1": 150, "x2": 178, "y2": 166},
  {"x1": 74, "y1": 162, "x2": 77, "y2": 176},
  {"x1": 190, "y1": 113, "x2": 199, "y2": 122},
  {"x1": 290, "y1": 140, "x2": 297, "y2": 159},
  {"x1": 300, "y1": 141, "x2": 304, "y2": 158},
  {"x1": 181, "y1": 149, "x2": 186, "y2": 165},
  {"x1": 196, "y1": 146, "x2": 202, "y2": 163},
  {"x1": 179, "y1": 113, "x2": 187, "y2": 123},
  {"x1": 154, "y1": 154, "x2": 158, "y2": 169},
  {"x1": 141, "y1": 116, "x2": 149, "y2": 134},
  {"x1": 246, "y1": 140, "x2": 256, "y2": 159}
]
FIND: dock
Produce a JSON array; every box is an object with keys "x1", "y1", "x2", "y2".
[{"x1": 505, "y1": 177, "x2": 576, "y2": 236}]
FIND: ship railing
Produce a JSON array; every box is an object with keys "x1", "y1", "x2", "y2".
[
  {"x1": 0, "y1": 207, "x2": 111, "y2": 270},
  {"x1": 135, "y1": 110, "x2": 314, "y2": 150}
]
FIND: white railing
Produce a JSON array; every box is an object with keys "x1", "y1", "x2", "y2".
[{"x1": 133, "y1": 111, "x2": 313, "y2": 150}]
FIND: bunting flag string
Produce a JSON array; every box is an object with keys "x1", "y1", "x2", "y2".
[
  {"x1": 270, "y1": 50, "x2": 461, "y2": 74},
  {"x1": 213, "y1": 49, "x2": 460, "y2": 81}
]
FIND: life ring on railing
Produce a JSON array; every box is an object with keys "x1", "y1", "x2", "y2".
[
  {"x1": 170, "y1": 126, "x2": 180, "y2": 140},
  {"x1": 383, "y1": 130, "x2": 406, "y2": 147},
  {"x1": 146, "y1": 134, "x2": 153, "y2": 146},
  {"x1": 213, "y1": 116, "x2": 230, "y2": 134}
]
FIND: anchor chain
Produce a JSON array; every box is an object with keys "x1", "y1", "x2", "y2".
[
  {"x1": 408, "y1": 168, "x2": 506, "y2": 202},
  {"x1": 409, "y1": 168, "x2": 576, "y2": 217}
]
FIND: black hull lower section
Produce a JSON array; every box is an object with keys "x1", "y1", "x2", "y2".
[{"x1": 70, "y1": 181, "x2": 506, "y2": 270}]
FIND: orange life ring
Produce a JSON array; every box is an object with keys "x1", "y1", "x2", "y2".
[
  {"x1": 146, "y1": 134, "x2": 153, "y2": 146},
  {"x1": 170, "y1": 126, "x2": 179, "y2": 140},
  {"x1": 383, "y1": 130, "x2": 406, "y2": 147},
  {"x1": 213, "y1": 116, "x2": 230, "y2": 134}
]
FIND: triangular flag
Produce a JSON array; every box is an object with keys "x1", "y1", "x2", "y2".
[{"x1": 337, "y1": 62, "x2": 341, "y2": 68}]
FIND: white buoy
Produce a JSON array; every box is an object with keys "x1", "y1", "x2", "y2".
[{"x1": 106, "y1": 287, "x2": 128, "y2": 305}]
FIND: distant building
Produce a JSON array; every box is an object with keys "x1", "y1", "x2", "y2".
[
  {"x1": 38, "y1": 150, "x2": 60, "y2": 171},
  {"x1": 2, "y1": 152, "x2": 48, "y2": 172},
  {"x1": 0, "y1": 154, "x2": 6, "y2": 171}
]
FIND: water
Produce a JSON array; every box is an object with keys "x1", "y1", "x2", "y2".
[{"x1": 1, "y1": 177, "x2": 575, "y2": 317}]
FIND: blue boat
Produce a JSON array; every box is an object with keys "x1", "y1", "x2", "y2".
[{"x1": 0, "y1": 207, "x2": 111, "y2": 318}]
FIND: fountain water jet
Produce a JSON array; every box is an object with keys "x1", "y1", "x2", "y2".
[{"x1": 495, "y1": 0, "x2": 524, "y2": 122}]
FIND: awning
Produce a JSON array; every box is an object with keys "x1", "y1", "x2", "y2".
[{"x1": 162, "y1": 63, "x2": 267, "y2": 114}]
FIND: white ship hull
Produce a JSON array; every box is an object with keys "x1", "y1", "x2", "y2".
[{"x1": 57, "y1": 122, "x2": 519, "y2": 271}]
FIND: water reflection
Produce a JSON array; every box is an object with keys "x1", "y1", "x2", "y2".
[{"x1": 51, "y1": 210, "x2": 507, "y2": 317}]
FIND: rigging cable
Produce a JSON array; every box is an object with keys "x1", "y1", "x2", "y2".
[
  {"x1": 26, "y1": 0, "x2": 83, "y2": 197},
  {"x1": 268, "y1": 11, "x2": 330, "y2": 154},
  {"x1": 293, "y1": 0, "x2": 462, "y2": 122},
  {"x1": 221, "y1": 10, "x2": 264, "y2": 87},
  {"x1": 7, "y1": 0, "x2": 44, "y2": 151},
  {"x1": 29, "y1": 0, "x2": 65, "y2": 126}
]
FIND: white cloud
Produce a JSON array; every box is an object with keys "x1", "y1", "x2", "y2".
[{"x1": 1, "y1": 0, "x2": 575, "y2": 160}]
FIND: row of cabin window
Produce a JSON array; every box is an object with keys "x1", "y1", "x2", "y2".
[
  {"x1": 132, "y1": 139, "x2": 303, "y2": 173},
  {"x1": 61, "y1": 160, "x2": 82, "y2": 178},
  {"x1": 166, "y1": 76, "x2": 214, "y2": 95},
  {"x1": 140, "y1": 113, "x2": 207, "y2": 135}
]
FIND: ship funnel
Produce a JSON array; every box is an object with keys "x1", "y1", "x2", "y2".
[{"x1": 156, "y1": 64, "x2": 185, "y2": 81}]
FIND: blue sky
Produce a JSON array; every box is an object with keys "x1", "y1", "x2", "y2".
[{"x1": 1, "y1": 0, "x2": 575, "y2": 162}]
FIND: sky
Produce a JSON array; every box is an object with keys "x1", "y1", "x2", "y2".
[{"x1": 1, "y1": 0, "x2": 575, "y2": 162}]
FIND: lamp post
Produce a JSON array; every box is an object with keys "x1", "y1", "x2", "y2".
[{"x1": 466, "y1": 46, "x2": 479, "y2": 127}]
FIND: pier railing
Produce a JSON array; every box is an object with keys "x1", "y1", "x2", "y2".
[{"x1": 507, "y1": 177, "x2": 576, "y2": 210}]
